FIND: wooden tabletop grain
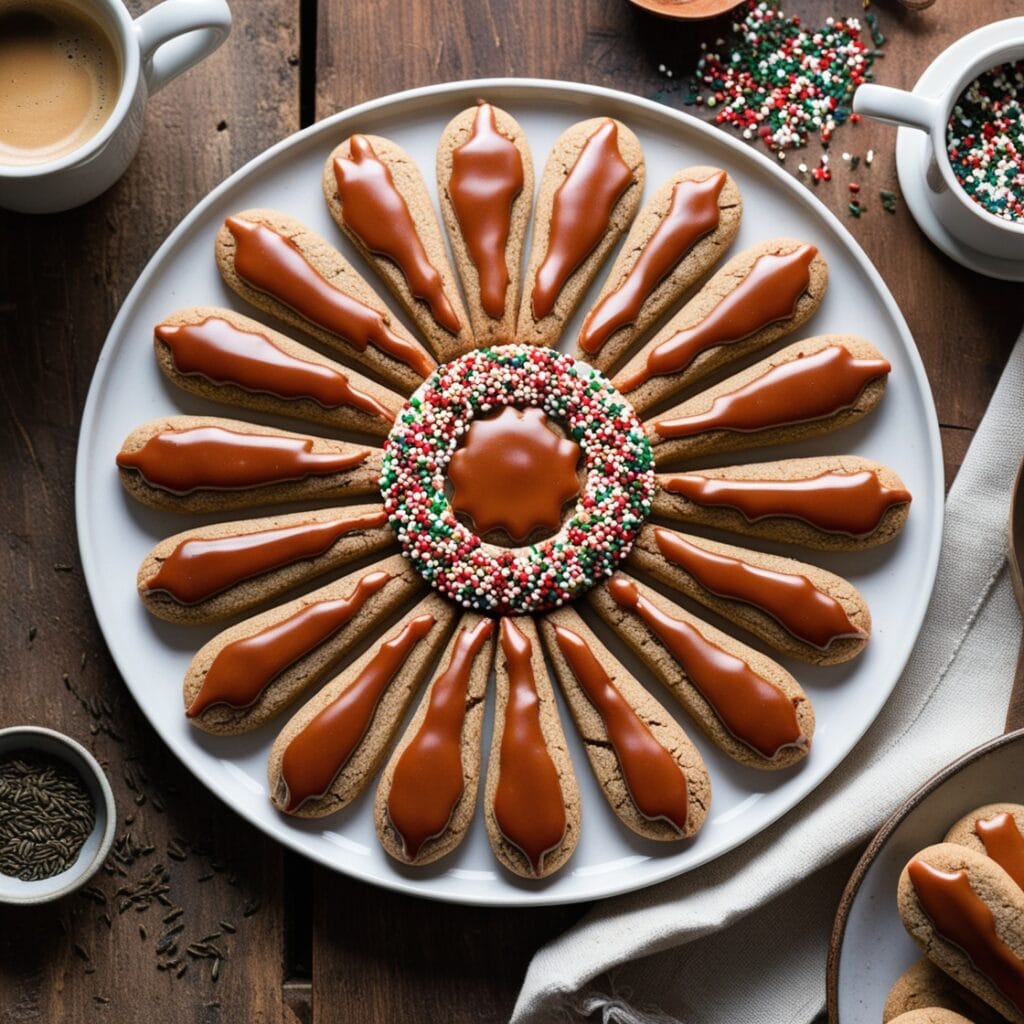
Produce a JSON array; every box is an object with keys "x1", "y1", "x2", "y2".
[{"x1": 0, "y1": 2, "x2": 1020, "y2": 1022}]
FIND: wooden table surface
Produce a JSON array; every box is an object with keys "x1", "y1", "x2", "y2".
[{"x1": 1, "y1": 2, "x2": 1020, "y2": 1022}]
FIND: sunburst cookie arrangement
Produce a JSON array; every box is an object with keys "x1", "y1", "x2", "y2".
[{"x1": 114, "y1": 102, "x2": 912, "y2": 880}]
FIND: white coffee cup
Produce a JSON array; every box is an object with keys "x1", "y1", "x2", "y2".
[
  {"x1": 853, "y1": 33, "x2": 1024, "y2": 263},
  {"x1": 0, "y1": 0, "x2": 231, "y2": 213}
]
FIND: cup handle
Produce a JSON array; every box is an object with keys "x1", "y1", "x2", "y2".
[
  {"x1": 853, "y1": 84, "x2": 941, "y2": 133},
  {"x1": 134, "y1": 0, "x2": 232, "y2": 96}
]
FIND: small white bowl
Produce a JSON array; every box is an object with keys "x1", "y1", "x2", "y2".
[{"x1": 0, "y1": 726, "x2": 116, "y2": 905}]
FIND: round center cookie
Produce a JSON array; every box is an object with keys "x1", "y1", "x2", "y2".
[{"x1": 380, "y1": 345, "x2": 655, "y2": 614}]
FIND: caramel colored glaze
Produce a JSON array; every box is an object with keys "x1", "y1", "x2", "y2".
[
  {"x1": 606, "y1": 575, "x2": 805, "y2": 759},
  {"x1": 448, "y1": 407, "x2": 581, "y2": 542},
  {"x1": 146, "y1": 511, "x2": 389, "y2": 606},
  {"x1": 908, "y1": 859, "x2": 1024, "y2": 1015},
  {"x1": 653, "y1": 346, "x2": 891, "y2": 440},
  {"x1": 386, "y1": 619, "x2": 494, "y2": 858},
  {"x1": 334, "y1": 135, "x2": 461, "y2": 335},
  {"x1": 449, "y1": 102, "x2": 525, "y2": 319},
  {"x1": 653, "y1": 528, "x2": 865, "y2": 650},
  {"x1": 186, "y1": 570, "x2": 392, "y2": 717},
  {"x1": 280, "y1": 614, "x2": 436, "y2": 812},
  {"x1": 553, "y1": 624, "x2": 689, "y2": 834},
  {"x1": 532, "y1": 120, "x2": 635, "y2": 320},
  {"x1": 156, "y1": 317, "x2": 395, "y2": 423},
  {"x1": 617, "y1": 244, "x2": 816, "y2": 391},
  {"x1": 579, "y1": 172, "x2": 727, "y2": 355},
  {"x1": 661, "y1": 471, "x2": 912, "y2": 537},
  {"x1": 494, "y1": 619, "x2": 568, "y2": 875},
  {"x1": 224, "y1": 217, "x2": 435, "y2": 376},
  {"x1": 978, "y1": 814, "x2": 1024, "y2": 890},
  {"x1": 116, "y1": 426, "x2": 370, "y2": 495}
]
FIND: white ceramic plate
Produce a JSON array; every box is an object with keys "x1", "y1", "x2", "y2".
[
  {"x1": 76, "y1": 79, "x2": 944, "y2": 906},
  {"x1": 828, "y1": 730, "x2": 1024, "y2": 1022}
]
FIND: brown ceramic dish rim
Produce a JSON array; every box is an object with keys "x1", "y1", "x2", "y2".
[
  {"x1": 625, "y1": 0, "x2": 745, "y2": 21},
  {"x1": 825, "y1": 727, "x2": 1024, "y2": 1022}
]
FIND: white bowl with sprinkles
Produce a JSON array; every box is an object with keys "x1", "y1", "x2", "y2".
[
  {"x1": 854, "y1": 26, "x2": 1024, "y2": 262},
  {"x1": 0, "y1": 726, "x2": 116, "y2": 905}
]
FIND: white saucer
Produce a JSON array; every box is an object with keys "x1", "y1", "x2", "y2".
[{"x1": 895, "y1": 17, "x2": 1024, "y2": 282}]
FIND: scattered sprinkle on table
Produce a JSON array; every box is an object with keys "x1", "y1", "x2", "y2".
[
  {"x1": 0, "y1": 751, "x2": 95, "y2": 881},
  {"x1": 686, "y1": 1, "x2": 878, "y2": 156},
  {"x1": 947, "y1": 60, "x2": 1024, "y2": 224}
]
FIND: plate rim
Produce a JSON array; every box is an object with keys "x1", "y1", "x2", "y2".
[
  {"x1": 826, "y1": 727, "x2": 1024, "y2": 1021},
  {"x1": 75, "y1": 76, "x2": 946, "y2": 907}
]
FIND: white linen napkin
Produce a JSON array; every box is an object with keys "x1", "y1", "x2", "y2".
[{"x1": 512, "y1": 328, "x2": 1024, "y2": 1024}]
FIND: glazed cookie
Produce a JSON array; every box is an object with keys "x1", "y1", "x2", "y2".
[
  {"x1": 540, "y1": 607, "x2": 710, "y2": 842},
  {"x1": 884, "y1": 958, "x2": 1003, "y2": 1024},
  {"x1": 588, "y1": 573, "x2": 814, "y2": 769},
  {"x1": 945, "y1": 803, "x2": 1024, "y2": 890},
  {"x1": 483, "y1": 617, "x2": 581, "y2": 879},
  {"x1": 614, "y1": 238, "x2": 827, "y2": 414},
  {"x1": 154, "y1": 306, "x2": 402, "y2": 438},
  {"x1": 517, "y1": 117, "x2": 645, "y2": 348},
  {"x1": 215, "y1": 209, "x2": 436, "y2": 394},
  {"x1": 627, "y1": 524, "x2": 871, "y2": 665},
  {"x1": 323, "y1": 133, "x2": 473, "y2": 363},
  {"x1": 436, "y1": 102, "x2": 534, "y2": 347},
  {"x1": 137, "y1": 504, "x2": 396, "y2": 624},
  {"x1": 183, "y1": 554, "x2": 422, "y2": 734},
  {"x1": 374, "y1": 615, "x2": 495, "y2": 866},
  {"x1": 645, "y1": 335, "x2": 891, "y2": 466},
  {"x1": 268, "y1": 596, "x2": 457, "y2": 818},
  {"x1": 576, "y1": 166, "x2": 742, "y2": 373},
  {"x1": 898, "y1": 842, "x2": 1024, "y2": 1024},
  {"x1": 115, "y1": 415, "x2": 382, "y2": 514},
  {"x1": 651, "y1": 456, "x2": 912, "y2": 552}
]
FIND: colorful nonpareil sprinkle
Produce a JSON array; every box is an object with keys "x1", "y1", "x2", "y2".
[
  {"x1": 946, "y1": 60, "x2": 1024, "y2": 224},
  {"x1": 380, "y1": 346, "x2": 655, "y2": 615},
  {"x1": 688, "y1": 2, "x2": 878, "y2": 155}
]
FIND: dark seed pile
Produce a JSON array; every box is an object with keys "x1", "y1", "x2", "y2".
[{"x1": 0, "y1": 751, "x2": 96, "y2": 881}]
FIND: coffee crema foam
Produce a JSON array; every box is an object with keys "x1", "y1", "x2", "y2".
[{"x1": 0, "y1": 0, "x2": 121, "y2": 166}]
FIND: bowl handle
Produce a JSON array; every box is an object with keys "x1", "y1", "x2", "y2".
[{"x1": 853, "y1": 84, "x2": 940, "y2": 133}]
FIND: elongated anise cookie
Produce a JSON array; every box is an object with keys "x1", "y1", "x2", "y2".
[
  {"x1": 115, "y1": 415, "x2": 382, "y2": 514},
  {"x1": 898, "y1": 843, "x2": 1024, "y2": 1024},
  {"x1": 576, "y1": 166, "x2": 742, "y2": 373},
  {"x1": 884, "y1": 958, "x2": 1004, "y2": 1024},
  {"x1": 375, "y1": 614, "x2": 495, "y2": 866},
  {"x1": 646, "y1": 335, "x2": 891, "y2": 466},
  {"x1": 627, "y1": 525, "x2": 870, "y2": 665},
  {"x1": 540, "y1": 608, "x2": 710, "y2": 842},
  {"x1": 517, "y1": 117, "x2": 644, "y2": 348},
  {"x1": 484, "y1": 617, "x2": 581, "y2": 879},
  {"x1": 652, "y1": 456, "x2": 911, "y2": 552},
  {"x1": 268, "y1": 596, "x2": 457, "y2": 818},
  {"x1": 614, "y1": 238, "x2": 827, "y2": 414},
  {"x1": 215, "y1": 209, "x2": 435, "y2": 394},
  {"x1": 154, "y1": 306, "x2": 402, "y2": 438},
  {"x1": 183, "y1": 554, "x2": 422, "y2": 734},
  {"x1": 945, "y1": 804, "x2": 1024, "y2": 891},
  {"x1": 437, "y1": 102, "x2": 534, "y2": 347},
  {"x1": 138, "y1": 504, "x2": 396, "y2": 624},
  {"x1": 588, "y1": 573, "x2": 813, "y2": 769},
  {"x1": 324, "y1": 134, "x2": 473, "y2": 363}
]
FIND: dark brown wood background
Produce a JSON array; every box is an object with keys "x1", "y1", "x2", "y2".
[{"x1": 0, "y1": 2, "x2": 1019, "y2": 1022}]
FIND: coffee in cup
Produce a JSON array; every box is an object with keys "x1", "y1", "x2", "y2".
[{"x1": 0, "y1": 0, "x2": 121, "y2": 167}]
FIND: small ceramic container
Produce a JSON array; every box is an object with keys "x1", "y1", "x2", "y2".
[
  {"x1": 0, "y1": 726, "x2": 116, "y2": 906},
  {"x1": 853, "y1": 28, "x2": 1024, "y2": 262},
  {"x1": 625, "y1": 0, "x2": 744, "y2": 21}
]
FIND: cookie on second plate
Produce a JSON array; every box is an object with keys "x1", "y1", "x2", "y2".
[
  {"x1": 945, "y1": 802, "x2": 1024, "y2": 890},
  {"x1": 436, "y1": 102, "x2": 534, "y2": 347},
  {"x1": 898, "y1": 842, "x2": 1024, "y2": 1024},
  {"x1": 884, "y1": 958, "x2": 1004, "y2": 1024},
  {"x1": 517, "y1": 117, "x2": 644, "y2": 348}
]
